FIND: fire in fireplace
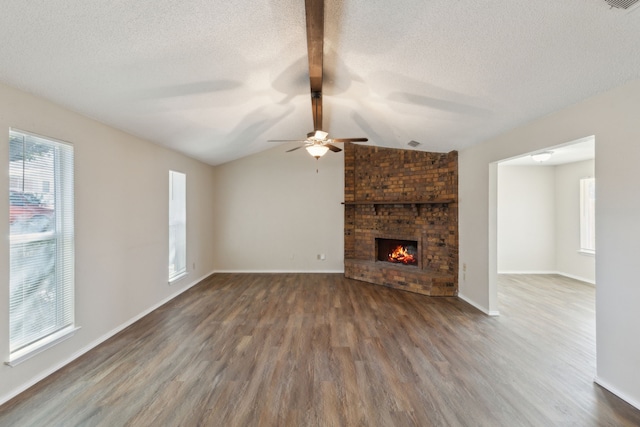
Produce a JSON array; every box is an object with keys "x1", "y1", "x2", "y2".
[{"x1": 376, "y1": 238, "x2": 418, "y2": 266}]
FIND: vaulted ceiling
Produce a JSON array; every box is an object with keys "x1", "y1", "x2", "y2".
[{"x1": 1, "y1": 1, "x2": 639, "y2": 165}]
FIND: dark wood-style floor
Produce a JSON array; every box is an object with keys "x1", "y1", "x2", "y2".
[{"x1": 1, "y1": 273, "x2": 639, "y2": 426}]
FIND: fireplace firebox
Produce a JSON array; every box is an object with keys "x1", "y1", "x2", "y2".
[{"x1": 376, "y1": 238, "x2": 418, "y2": 266}]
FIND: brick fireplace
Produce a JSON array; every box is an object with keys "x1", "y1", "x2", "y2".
[{"x1": 343, "y1": 143, "x2": 458, "y2": 296}]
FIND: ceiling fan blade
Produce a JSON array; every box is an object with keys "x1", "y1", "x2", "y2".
[
  {"x1": 305, "y1": 0, "x2": 324, "y2": 131},
  {"x1": 325, "y1": 144, "x2": 342, "y2": 153},
  {"x1": 332, "y1": 138, "x2": 369, "y2": 143},
  {"x1": 286, "y1": 145, "x2": 306, "y2": 152}
]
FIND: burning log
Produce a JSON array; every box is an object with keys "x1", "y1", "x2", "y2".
[{"x1": 388, "y1": 245, "x2": 417, "y2": 265}]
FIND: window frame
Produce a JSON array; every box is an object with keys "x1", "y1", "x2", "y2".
[
  {"x1": 7, "y1": 128, "x2": 77, "y2": 366},
  {"x1": 168, "y1": 170, "x2": 187, "y2": 283},
  {"x1": 579, "y1": 177, "x2": 596, "y2": 255}
]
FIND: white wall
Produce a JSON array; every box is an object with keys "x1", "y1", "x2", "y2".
[
  {"x1": 459, "y1": 79, "x2": 640, "y2": 408},
  {"x1": 497, "y1": 160, "x2": 596, "y2": 283},
  {"x1": 0, "y1": 82, "x2": 217, "y2": 404},
  {"x1": 555, "y1": 160, "x2": 595, "y2": 283},
  {"x1": 213, "y1": 143, "x2": 344, "y2": 272},
  {"x1": 497, "y1": 166, "x2": 556, "y2": 272}
]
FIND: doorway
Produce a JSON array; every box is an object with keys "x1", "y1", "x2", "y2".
[{"x1": 493, "y1": 135, "x2": 596, "y2": 310}]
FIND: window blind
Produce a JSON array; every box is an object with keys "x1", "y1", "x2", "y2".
[{"x1": 9, "y1": 129, "x2": 74, "y2": 357}]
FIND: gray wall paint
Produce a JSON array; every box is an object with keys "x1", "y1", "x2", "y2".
[
  {"x1": 459, "y1": 79, "x2": 640, "y2": 408},
  {"x1": 1, "y1": 75, "x2": 638, "y2": 410},
  {"x1": 497, "y1": 165, "x2": 556, "y2": 273},
  {"x1": 497, "y1": 160, "x2": 595, "y2": 283},
  {"x1": 555, "y1": 160, "x2": 595, "y2": 283},
  {"x1": 0, "y1": 82, "x2": 217, "y2": 404},
  {"x1": 212, "y1": 143, "x2": 344, "y2": 272}
]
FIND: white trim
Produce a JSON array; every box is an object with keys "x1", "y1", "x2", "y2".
[
  {"x1": 457, "y1": 293, "x2": 500, "y2": 316},
  {"x1": 9, "y1": 127, "x2": 73, "y2": 147},
  {"x1": 594, "y1": 376, "x2": 640, "y2": 411},
  {"x1": 556, "y1": 272, "x2": 596, "y2": 286},
  {"x1": 578, "y1": 249, "x2": 596, "y2": 256},
  {"x1": 498, "y1": 270, "x2": 558, "y2": 275},
  {"x1": 168, "y1": 271, "x2": 188, "y2": 285},
  {"x1": 0, "y1": 269, "x2": 214, "y2": 406},
  {"x1": 213, "y1": 269, "x2": 345, "y2": 274},
  {"x1": 497, "y1": 271, "x2": 595, "y2": 286},
  {"x1": 6, "y1": 326, "x2": 80, "y2": 367}
]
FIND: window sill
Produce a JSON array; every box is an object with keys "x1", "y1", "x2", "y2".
[
  {"x1": 6, "y1": 325, "x2": 80, "y2": 367},
  {"x1": 578, "y1": 249, "x2": 596, "y2": 256},
  {"x1": 168, "y1": 271, "x2": 188, "y2": 285}
]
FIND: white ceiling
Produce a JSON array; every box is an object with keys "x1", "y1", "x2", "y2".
[{"x1": 1, "y1": 1, "x2": 639, "y2": 165}]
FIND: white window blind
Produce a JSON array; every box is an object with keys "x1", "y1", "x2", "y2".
[
  {"x1": 9, "y1": 129, "x2": 75, "y2": 361},
  {"x1": 169, "y1": 170, "x2": 186, "y2": 282},
  {"x1": 580, "y1": 177, "x2": 596, "y2": 253}
]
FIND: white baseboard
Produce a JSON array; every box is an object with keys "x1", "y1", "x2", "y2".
[
  {"x1": 557, "y1": 272, "x2": 596, "y2": 285},
  {"x1": 498, "y1": 270, "x2": 558, "y2": 275},
  {"x1": 0, "y1": 269, "x2": 215, "y2": 406},
  {"x1": 213, "y1": 269, "x2": 345, "y2": 274},
  {"x1": 594, "y1": 376, "x2": 640, "y2": 411},
  {"x1": 457, "y1": 293, "x2": 499, "y2": 316},
  {"x1": 497, "y1": 270, "x2": 595, "y2": 285}
]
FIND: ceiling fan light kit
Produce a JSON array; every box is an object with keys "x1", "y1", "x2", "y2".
[
  {"x1": 306, "y1": 144, "x2": 330, "y2": 159},
  {"x1": 268, "y1": 0, "x2": 368, "y2": 160}
]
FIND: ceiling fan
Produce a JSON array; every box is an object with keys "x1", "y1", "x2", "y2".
[{"x1": 268, "y1": 0, "x2": 368, "y2": 159}]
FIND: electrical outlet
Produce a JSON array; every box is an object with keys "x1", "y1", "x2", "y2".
[
  {"x1": 193, "y1": 262, "x2": 196, "y2": 270},
  {"x1": 317, "y1": 254, "x2": 326, "y2": 260}
]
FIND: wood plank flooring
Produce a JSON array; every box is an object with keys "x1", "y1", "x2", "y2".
[{"x1": 1, "y1": 273, "x2": 639, "y2": 426}]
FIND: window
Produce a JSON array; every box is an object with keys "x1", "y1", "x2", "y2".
[
  {"x1": 168, "y1": 171, "x2": 186, "y2": 282},
  {"x1": 8, "y1": 129, "x2": 75, "y2": 365},
  {"x1": 580, "y1": 177, "x2": 596, "y2": 254}
]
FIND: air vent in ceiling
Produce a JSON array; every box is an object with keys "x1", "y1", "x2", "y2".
[
  {"x1": 604, "y1": 0, "x2": 640, "y2": 9},
  {"x1": 407, "y1": 140, "x2": 421, "y2": 148}
]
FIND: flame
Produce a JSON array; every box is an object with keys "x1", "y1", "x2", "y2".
[{"x1": 387, "y1": 245, "x2": 417, "y2": 265}]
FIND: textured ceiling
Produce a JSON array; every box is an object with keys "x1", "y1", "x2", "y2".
[{"x1": 1, "y1": 1, "x2": 639, "y2": 165}]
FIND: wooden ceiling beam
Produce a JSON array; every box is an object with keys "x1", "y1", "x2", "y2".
[{"x1": 305, "y1": 0, "x2": 324, "y2": 131}]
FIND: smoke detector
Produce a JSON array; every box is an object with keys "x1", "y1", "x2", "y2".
[{"x1": 604, "y1": 0, "x2": 640, "y2": 10}]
